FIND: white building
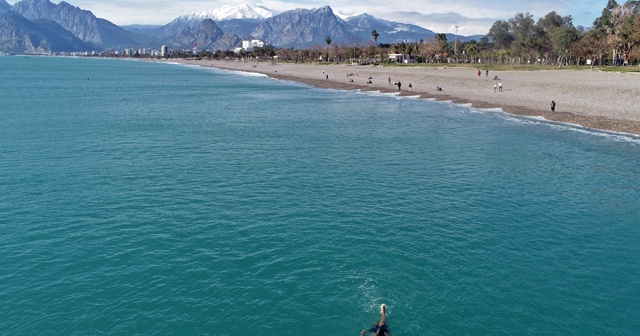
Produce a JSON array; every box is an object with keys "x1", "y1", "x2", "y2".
[
  {"x1": 388, "y1": 53, "x2": 403, "y2": 63},
  {"x1": 160, "y1": 45, "x2": 169, "y2": 57},
  {"x1": 241, "y1": 39, "x2": 266, "y2": 52}
]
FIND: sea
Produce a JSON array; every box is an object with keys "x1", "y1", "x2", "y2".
[{"x1": 1, "y1": 56, "x2": 639, "y2": 335}]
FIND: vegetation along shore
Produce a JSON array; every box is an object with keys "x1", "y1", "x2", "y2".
[{"x1": 149, "y1": 2, "x2": 640, "y2": 135}]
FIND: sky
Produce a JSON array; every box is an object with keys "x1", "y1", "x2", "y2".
[{"x1": 7, "y1": 0, "x2": 610, "y2": 35}]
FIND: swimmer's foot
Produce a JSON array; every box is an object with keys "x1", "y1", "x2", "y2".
[{"x1": 380, "y1": 304, "x2": 386, "y2": 314}]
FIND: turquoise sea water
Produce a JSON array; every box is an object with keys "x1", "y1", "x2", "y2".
[{"x1": 1, "y1": 56, "x2": 639, "y2": 335}]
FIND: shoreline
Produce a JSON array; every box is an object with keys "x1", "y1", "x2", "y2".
[{"x1": 166, "y1": 59, "x2": 640, "y2": 136}]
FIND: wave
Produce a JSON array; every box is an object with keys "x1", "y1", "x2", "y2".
[
  {"x1": 220, "y1": 69, "x2": 269, "y2": 78},
  {"x1": 202, "y1": 66, "x2": 269, "y2": 78},
  {"x1": 496, "y1": 113, "x2": 640, "y2": 144},
  {"x1": 214, "y1": 66, "x2": 640, "y2": 144}
]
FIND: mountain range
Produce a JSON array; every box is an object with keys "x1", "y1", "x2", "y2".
[{"x1": 0, "y1": 0, "x2": 482, "y2": 54}]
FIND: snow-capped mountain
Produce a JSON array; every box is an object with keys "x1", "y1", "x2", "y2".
[
  {"x1": 1, "y1": 0, "x2": 484, "y2": 53},
  {"x1": 333, "y1": 10, "x2": 358, "y2": 21},
  {"x1": 146, "y1": 3, "x2": 274, "y2": 39},
  {"x1": 178, "y1": 4, "x2": 273, "y2": 23},
  {"x1": 126, "y1": 3, "x2": 481, "y2": 47}
]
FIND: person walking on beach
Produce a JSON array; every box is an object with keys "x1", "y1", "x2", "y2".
[
  {"x1": 397, "y1": 81, "x2": 401, "y2": 91},
  {"x1": 486, "y1": 69, "x2": 489, "y2": 77},
  {"x1": 498, "y1": 82, "x2": 503, "y2": 92},
  {"x1": 478, "y1": 69, "x2": 481, "y2": 77},
  {"x1": 361, "y1": 304, "x2": 389, "y2": 336},
  {"x1": 388, "y1": 77, "x2": 391, "y2": 85},
  {"x1": 409, "y1": 83, "x2": 412, "y2": 91},
  {"x1": 551, "y1": 100, "x2": 556, "y2": 112},
  {"x1": 494, "y1": 84, "x2": 497, "y2": 92}
]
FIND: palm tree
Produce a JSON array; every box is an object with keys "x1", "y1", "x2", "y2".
[
  {"x1": 464, "y1": 40, "x2": 478, "y2": 63},
  {"x1": 325, "y1": 36, "x2": 332, "y2": 62},
  {"x1": 434, "y1": 33, "x2": 448, "y2": 62},
  {"x1": 371, "y1": 29, "x2": 380, "y2": 62},
  {"x1": 404, "y1": 42, "x2": 415, "y2": 63}
]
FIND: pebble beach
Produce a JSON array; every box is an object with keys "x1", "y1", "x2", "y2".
[{"x1": 174, "y1": 59, "x2": 640, "y2": 135}]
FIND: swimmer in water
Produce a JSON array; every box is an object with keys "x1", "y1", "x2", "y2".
[{"x1": 361, "y1": 304, "x2": 389, "y2": 336}]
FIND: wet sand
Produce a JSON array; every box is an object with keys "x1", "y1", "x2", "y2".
[{"x1": 172, "y1": 59, "x2": 640, "y2": 135}]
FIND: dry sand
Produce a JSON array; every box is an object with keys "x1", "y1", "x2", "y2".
[{"x1": 174, "y1": 59, "x2": 640, "y2": 135}]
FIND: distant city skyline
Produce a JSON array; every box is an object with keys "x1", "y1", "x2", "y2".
[{"x1": 6, "y1": 0, "x2": 610, "y2": 35}]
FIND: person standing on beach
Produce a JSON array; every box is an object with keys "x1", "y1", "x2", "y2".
[
  {"x1": 409, "y1": 83, "x2": 412, "y2": 91},
  {"x1": 478, "y1": 69, "x2": 481, "y2": 77},
  {"x1": 551, "y1": 100, "x2": 556, "y2": 112},
  {"x1": 388, "y1": 77, "x2": 391, "y2": 85},
  {"x1": 486, "y1": 69, "x2": 489, "y2": 77},
  {"x1": 326, "y1": 74, "x2": 329, "y2": 80},
  {"x1": 498, "y1": 82, "x2": 503, "y2": 92},
  {"x1": 494, "y1": 84, "x2": 497, "y2": 92},
  {"x1": 397, "y1": 81, "x2": 401, "y2": 91}
]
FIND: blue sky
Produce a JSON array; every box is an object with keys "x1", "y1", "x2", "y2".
[{"x1": 8, "y1": 0, "x2": 609, "y2": 35}]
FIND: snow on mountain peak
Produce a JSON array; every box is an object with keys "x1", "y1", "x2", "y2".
[
  {"x1": 183, "y1": 4, "x2": 274, "y2": 22},
  {"x1": 334, "y1": 10, "x2": 362, "y2": 21}
]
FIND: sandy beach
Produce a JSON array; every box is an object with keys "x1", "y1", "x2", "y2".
[{"x1": 173, "y1": 59, "x2": 640, "y2": 135}]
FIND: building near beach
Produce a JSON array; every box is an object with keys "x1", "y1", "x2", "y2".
[{"x1": 241, "y1": 39, "x2": 266, "y2": 52}]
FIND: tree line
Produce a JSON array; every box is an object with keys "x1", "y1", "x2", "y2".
[
  {"x1": 484, "y1": 0, "x2": 640, "y2": 66},
  {"x1": 153, "y1": 0, "x2": 639, "y2": 67},
  {"x1": 271, "y1": 0, "x2": 640, "y2": 67}
]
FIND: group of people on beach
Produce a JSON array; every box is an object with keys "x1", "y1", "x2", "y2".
[
  {"x1": 321, "y1": 70, "x2": 451, "y2": 95},
  {"x1": 324, "y1": 68, "x2": 558, "y2": 117},
  {"x1": 479, "y1": 69, "x2": 491, "y2": 77}
]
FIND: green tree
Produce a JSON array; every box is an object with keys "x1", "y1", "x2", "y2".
[
  {"x1": 404, "y1": 42, "x2": 415, "y2": 63},
  {"x1": 371, "y1": 29, "x2": 380, "y2": 62},
  {"x1": 538, "y1": 11, "x2": 572, "y2": 31},
  {"x1": 371, "y1": 29, "x2": 379, "y2": 45},
  {"x1": 509, "y1": 12, "x2": 537, "y2": 62},
  {"x1": 325, "y1": 36, "x2": 332, "y2": 61},
  {"x1": 614, "y1": 1, "x2": 640, "y2": 63},
  {"x1": 570, "y1": 30, "x2": 608, "y2": 67},
  {"x1": 394, "y1": 41, "x2": 407, "y2": 62},
  {"x1": 464, "y1": 40, "x2": 478, "y2": 62},
  {"x1": 434, "y1": 33, "x2": 448, "y2": 61},
  {"x1": 487, "y1": 20, "x2": 514, "y2": 50},
  {"x1": 593, "y1": 0, "x2": 620, "y2": 36},
  {"x1": 550, "y1": 26, "x2": 579, "y2": 66},
  {"x1": 537, "y1": 11, "x2": 578, "y2": 65}
]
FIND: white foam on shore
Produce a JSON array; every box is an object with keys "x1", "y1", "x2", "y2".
[
  {"x1": 201, "y1": 66, "x2": 640, "y2": 144},
  {"x1": 545, "y1": 121, "x2": 640, "y2": 144},
  {"x1": 355, "y1": 90, "x2": 400, "y2": 98},
  {"x1": 171, "y1": 62, "x2": 203, "y2": 69},
  {"x1": 447, "y1": 103, "x2": 640, "y2": 144},
  {"x1": 477, "y1": 107, "x2": 505, "y2": 113},
  {"x1": 210, "y1": 67, "x2": 268, "y2": 78},
  {"x1": 396, "y1": 95, "x2": 423, "y2": 100},
  {"x1": 355, "y1": 90, "x2": 427, "y2": 101},
  {"x1": 493, "y1": 111, "x2": 640, "y2": 144}
]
